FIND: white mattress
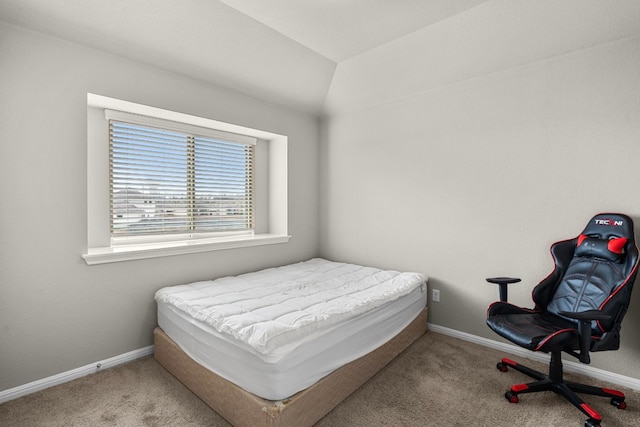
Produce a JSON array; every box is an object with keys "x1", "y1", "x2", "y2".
[{"x1": 155, "y1": 258, "x2": 427, "y2": 400}]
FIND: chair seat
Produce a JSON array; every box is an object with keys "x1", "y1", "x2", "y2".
[{"x1": 487, "y1": 302, "x2": 579, "y2": 352}]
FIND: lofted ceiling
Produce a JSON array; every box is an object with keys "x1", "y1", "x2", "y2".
[
  {"x1": 0, "y1": 0, "x2": 489, "y2": 114},
  {"x1": 218, "y1": 0, "x2": 489, "y2": 62}
]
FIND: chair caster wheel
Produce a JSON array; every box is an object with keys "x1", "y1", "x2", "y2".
[
  {"x1": 611, "y1": 398, "x2": 627, "y2": 409},
  {"x1": 497, "y1": 362, "x2": 508, "y2": 372},
  {"x1": 585, "y1": 419, "x2": 600, "y2": 427},
  {"x1": 505, "y1": 391, "x2": 518, "y2": 403}
]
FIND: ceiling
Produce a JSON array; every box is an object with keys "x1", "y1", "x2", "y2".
[
  {"x1": 0, "y1": 0, "x2": 489, "y2": 113},
  {"x1": 218, "y1": 0, "x2": 489, "y2": 62}
]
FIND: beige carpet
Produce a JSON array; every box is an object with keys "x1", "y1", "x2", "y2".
[{"x1": 2, "y1": 331, "x2": 639, "y2": 426}]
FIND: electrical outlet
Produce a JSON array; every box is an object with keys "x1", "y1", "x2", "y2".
[{"x1": 432, "y1": 289, "x2": 440, "y2": 303}]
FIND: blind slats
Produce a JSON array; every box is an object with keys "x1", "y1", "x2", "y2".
[{"x1": 110, "y1": 120, "x2": 255, "y2": 236}]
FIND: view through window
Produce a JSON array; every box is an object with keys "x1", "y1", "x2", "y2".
[{"x1": 109, "y1": 118, "x2": 255, "y2": 239}]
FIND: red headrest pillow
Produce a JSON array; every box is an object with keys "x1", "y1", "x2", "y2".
[{"x1": 576, "y1": 234, "x2": 627, "y2": 262}]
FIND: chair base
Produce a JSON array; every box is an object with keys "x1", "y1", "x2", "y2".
[{"x1": 497, "y1": 352, "x2": 626, "y2": 427}]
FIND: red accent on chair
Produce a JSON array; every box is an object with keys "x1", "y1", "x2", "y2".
[
  {"x1": 534, "y1": 328, "x2": 577, "y2": 352},
  {"x1": 608, "y1": 237, "x2": 627, "y2": 254},
  {"x1": 502, "y1": 358, "x2": 517, "y2": 366},
  {"x1": 512, "y1": 384, "x2": 529, "y2": 393},
  {"x1": 580, "y1": 403, "x2": 601, "y2": 421},
  {"x1": 602, "y1": 388, "x2": 625, "y2": 398}
]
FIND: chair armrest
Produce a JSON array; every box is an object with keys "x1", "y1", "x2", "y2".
[
  {"x1": 558, "y1": 310, "x2": 612, "y2": 364},
  {"x1": 486, "y1": 277, "x2": 521, "y2": 302},
  {"x1": 558, "y1": 310, "x2": 613, "y2": 322}
]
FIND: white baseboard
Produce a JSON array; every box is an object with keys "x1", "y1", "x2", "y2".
[
  {"x1": 0, "y1": 345, "x2": 154, "y2": 404},
  {"x1": 428, "y1": 323, "x2": 640, "y2": 391},
  {"x1": 3, "y1": 324, "x2": 640, "y2": 405}
]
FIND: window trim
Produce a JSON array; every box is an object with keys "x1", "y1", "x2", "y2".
[{"x1": 83, "y1": 93, "x2": 289, "y2": 265}]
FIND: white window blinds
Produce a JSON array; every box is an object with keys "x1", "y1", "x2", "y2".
[{"x1": 107, "y1": 110, "x2": 255, "y2": 238}]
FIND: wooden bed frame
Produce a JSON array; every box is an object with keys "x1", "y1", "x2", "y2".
[{"x1": 154, "y1": 307, "x2": 427, "y2": 427}]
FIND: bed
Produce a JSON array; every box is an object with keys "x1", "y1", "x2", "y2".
[{"x1": 154, "y1": 258, "x2": 428, "y2": 426}]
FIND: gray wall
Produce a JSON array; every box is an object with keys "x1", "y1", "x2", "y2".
[
  {"x1": 319, "y1": 3, "x2": 640, "y2": 379},
  {"x1": 3, "y1": 0, "x2": 640, "y2": 394},
  {"x1": 0, "y1": 22, "x2": 320, "y2": 391}
]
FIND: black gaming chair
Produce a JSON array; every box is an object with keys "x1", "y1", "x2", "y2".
[{"x1": 486, "y1": 213, "x2": 639, "y2": 427}]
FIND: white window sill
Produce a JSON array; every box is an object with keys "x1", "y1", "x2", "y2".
[{"x1": 82, "y1": 234, "x2": 291, "y2": 265}]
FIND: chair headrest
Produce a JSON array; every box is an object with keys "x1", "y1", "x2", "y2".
[
  {"x1": 580, "y1": 213, "x2": 635, "y2": 242},
  {"x1": 576, "y1": 235, "x2": 627, "y2": 262}
]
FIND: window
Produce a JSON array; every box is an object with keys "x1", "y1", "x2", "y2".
[
  {"x1": 84, "y1": 94, "x2": 289, "y2": 264},
  {"x1": 107, "y1": 111, "x2": 255, "y2": 242}
]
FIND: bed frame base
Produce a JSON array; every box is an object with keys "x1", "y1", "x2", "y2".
[{"x1": 154, "y1": 307, "x2": 427, "y2": 427}]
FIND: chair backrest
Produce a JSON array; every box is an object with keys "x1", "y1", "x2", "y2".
[{"x1": 535, "y1": 213, "x2": 639, "y2": 336}]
